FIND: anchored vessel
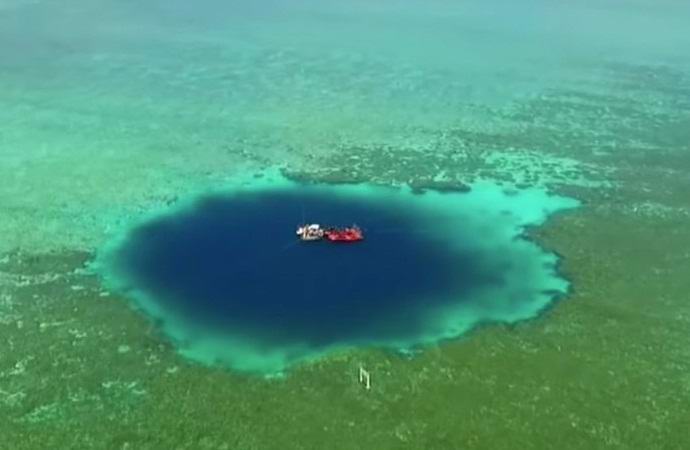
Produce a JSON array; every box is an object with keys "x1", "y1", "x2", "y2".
[{"x1": 296, "y1": 224, "x2": 364, "y2": 243}]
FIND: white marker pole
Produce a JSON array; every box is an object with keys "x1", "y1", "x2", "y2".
[{"x1": 358, "y1": 366, "x2": 371, "y2": 390}]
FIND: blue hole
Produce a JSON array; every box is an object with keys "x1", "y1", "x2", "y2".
[{"x1": 95, "y1": 178, "x2": 578, "y2": 374}]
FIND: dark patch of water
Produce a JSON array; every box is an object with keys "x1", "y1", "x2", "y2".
[{"x1": 113, "y1": 188, "x2": 495, "y2": 349}]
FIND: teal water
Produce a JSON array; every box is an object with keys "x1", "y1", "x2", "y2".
[{"x1": 3, "y1": 0, "x2": 688, "y2": 169}]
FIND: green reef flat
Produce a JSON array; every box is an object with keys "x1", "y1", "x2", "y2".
[{"x1": 1, "y1": 0, "x2": 689, "y2": 448}]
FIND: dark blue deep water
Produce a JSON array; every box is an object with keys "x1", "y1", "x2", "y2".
[{"x1": 112, "y1": 188, "x2": 496, "y2": 351}]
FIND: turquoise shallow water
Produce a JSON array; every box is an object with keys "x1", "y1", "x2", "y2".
[
  {"x1": 3, "y1": 0, "x2": 688, "y2": 160},
  {"x1": 93, "y1": 173, "x2": 578, "y2": 373}
]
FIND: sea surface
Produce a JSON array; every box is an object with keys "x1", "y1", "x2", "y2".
[{"x1": 1, "y1": 0, "x2": 689, "y2": 448}]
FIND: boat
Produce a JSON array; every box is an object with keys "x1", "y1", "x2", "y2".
[
  {"x1": 296, "y1": 224, "x2": 324, "y2": 241},
  {"x1": 296, "y1": 224, "x2": 363, "y2": 243},
  {"x1": 324, "y1": 225, "x2": 364, "y2": 242}
]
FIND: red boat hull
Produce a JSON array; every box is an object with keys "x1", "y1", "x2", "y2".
[{"x1": 324, "y1": 227, "x2": 364, "y2": 242}]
